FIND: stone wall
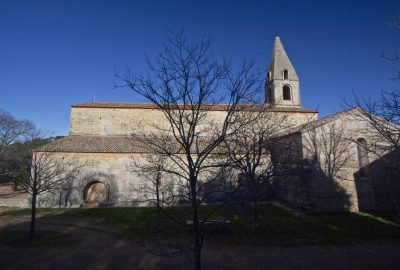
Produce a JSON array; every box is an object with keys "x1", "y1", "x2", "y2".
[
  {"x1": 38, "y1": 152, "x2": 143, "y2": 207},
  {"x1": 37, "y1": 150, "x2": 239, "y2": 208},
  {"x1": 274, "y1": 112, "x2": 398, "y2": 213},
  {"x1": 37, "y1": 152, "x2": 195, "y2": 208},
  {"x1": 69, "y1": 106, "x2": 317, "y2": 136},
  {"x1": 69, "y1": 107, "x2": 228, "y2": 136},
  {"x1": 272, "y1": 133, "x2": 305, "y2": 206}
]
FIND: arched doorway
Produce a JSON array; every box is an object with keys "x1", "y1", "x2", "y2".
[{"x1": 84, "y1": 181, "x2": 106, "y2": 205}]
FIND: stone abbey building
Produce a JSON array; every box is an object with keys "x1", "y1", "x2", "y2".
[{"x1": 10, "y1": 37, "x2": 397, "y2": 212}]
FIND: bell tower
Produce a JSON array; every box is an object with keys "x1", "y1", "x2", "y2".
[{"x1": 265, "y1": 36, "x2": 301, "y2": 107}]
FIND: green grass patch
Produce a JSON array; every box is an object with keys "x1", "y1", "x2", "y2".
[
  {"x1": 0, "y1": 230, "x2": 78, "y2": 247},
  {"x1": 2, "y1": 204, "x2": 400, "y2": 246},
  {"x1": 59, "y1": 206, "x2": 194, "y2": 239}
]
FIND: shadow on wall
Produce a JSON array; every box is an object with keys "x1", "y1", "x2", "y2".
[
  {"x1": 302, "y1": 159, "x2": 352, "y2": 213},
  {"x1": 37, "y1": 172, "x2": 120, "y2": 208},
  {"x1": 355, "y1": 149, "x2": 400, "y2": 212},
  {"x1": 197, "y1": 170, "x2": 238, "y2": 204},
  {"x1": 271, "y1": 134, "x2": 352, "y2": 213}
]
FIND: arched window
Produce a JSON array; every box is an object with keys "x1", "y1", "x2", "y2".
[
  {"x1": 357, "y1": 138, "x2": 369, "y2": 177},
  {"x1": 283, "y1": 85, "x2": 291, "y2": 100},
  {"x1": 283, "y1": 69, "x2": 288, "y2": 79}
]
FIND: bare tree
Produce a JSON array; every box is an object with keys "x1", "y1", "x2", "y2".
[
  {"x1": 14, "y1": 148, "x2": 78, "y2": 239},
  {"x1": 295, "y1": 122, "x2": 354, "y2": 212},
  {"x1": 223, "y1": 109, "x2": 289, "y2": 226},
  {"x1": 381, "y1": 16, "x2": 400, "y2": 79},
  {"x1": 0, "y1": 109, "x2": 36, "y2": 171},
  {"x1": 303, "y1": 122, "x2": 353, "y2": 180},
  {"x1": 345, "y1": 16, "x2": 400, "y2": 173},
  {"x1": 115, "y1": 31, "x2": 262, "y2": 270},
  {"x1": 344, "y1": 94, "x2": 400, "y2": 212},
  {"x1": 340, "y1": 16, "x2": 400, "y2": 213}
]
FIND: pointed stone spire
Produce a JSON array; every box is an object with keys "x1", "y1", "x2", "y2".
[
  {"x1": 265, "y1": 36, "x2": 301, "y2": 107},
  {"x1": 268, "y1": 36, "x2": 298, "y2": 81}
]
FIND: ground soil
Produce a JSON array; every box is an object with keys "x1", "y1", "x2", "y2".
[{"x1": 0, "y1": 215, "x2": 399, "y2": 270}]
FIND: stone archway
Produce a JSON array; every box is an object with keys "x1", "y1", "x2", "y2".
[{"x1": 84, "y1": 181, "x2": 106, "y2": 205}]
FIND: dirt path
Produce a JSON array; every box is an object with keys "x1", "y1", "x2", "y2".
[{"x1": 0, "y1": 216, "x2": 399, "y2": 270}]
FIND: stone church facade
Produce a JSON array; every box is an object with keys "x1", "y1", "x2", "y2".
[
  {"x1": 11, "y1": 37, "x2": 397, "y2": 212},
  {"x1": 273, "y1": 108, "x2": 398, "y2": 213}
]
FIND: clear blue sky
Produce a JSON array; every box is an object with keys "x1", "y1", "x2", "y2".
[{"x1": 1, "y1": 0, "x2": 399, "y2": 136}]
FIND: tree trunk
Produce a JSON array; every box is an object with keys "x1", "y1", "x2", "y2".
[
  {"x1": 251, "y1": 200, "x2": 259, "y2": 227},
  {"x1": 190, "y1": 177, "x2": 202, "y2": 270},
  {"x1": 249, "y1": 175, "x2": 259, "y2": 227},
  {"x1": 192, "y1": 199, "x2": 202, "y2": 270},
  {"x1": 155, "y1": 178, "x2": 161, "y2": 234},
  {"x1": 392, "y1": 196, "x2": 400, "y2": 218},
  {"x1": 59, "y1": 191, "x2": 62, "y2": 208},
  {"x1": 64, "y1": 190, "x2": 69, "y2": 208},
  {"x1": 29, "y1": 193, "x2": 37, "y2": 239}
]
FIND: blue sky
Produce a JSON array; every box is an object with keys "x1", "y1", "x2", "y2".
[{"x1": 1, "y1": 0, "x2": 399, "y2": 136}]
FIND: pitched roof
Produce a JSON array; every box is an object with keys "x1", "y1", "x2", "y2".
[
  {"x1": 72, "y1": 102, "x2": 317, "y2": 113},
  {"x1": 277, "y1": 108, "x2": 360, "y2": 137},
  {"x1": 38, "y1": 135, "x2": 150, "y2": 153},
  {"x1": 38, "y1": 135, "x2": 231, "y2": 155}
]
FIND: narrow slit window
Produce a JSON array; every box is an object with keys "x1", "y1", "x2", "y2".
[
  {"x1": 357, "y1": 138, "x2": 369, "y2": 177},
  {"x1": 283, "y1": 69, "x2": 288, "y2": 79}
]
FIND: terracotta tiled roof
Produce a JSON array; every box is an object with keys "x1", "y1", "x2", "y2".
[
  {"x1": 38, "y1": 135, "x2": 150, "y2": 153},
  {"x1": 72, "y1": 102, "x2": 317, "y2": 113},
  {"x1": 38, "y1": 135, "x2": 230, "y2": 154}
]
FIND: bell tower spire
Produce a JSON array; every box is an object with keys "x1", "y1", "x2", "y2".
[{"x1": 265, "y1": 36, "x2": 301, "y2": 107}]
